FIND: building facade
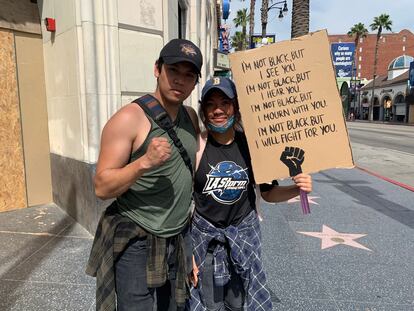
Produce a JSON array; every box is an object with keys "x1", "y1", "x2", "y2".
[
  {"x1": 0, "y1": 0, "x2": 220, "y2": 233},
  {"x1": 0, "y1": 0, "x2": 53, "y2": 213},
  {"x1": 359, "y1": 56, "x2": 413, "y2": 123},
  {"x1": 329, "y1": 29, "x2": 414, "y2": 80},
  {"x1": 329, "y1": 30, "x2": 414, "y2": 123}
]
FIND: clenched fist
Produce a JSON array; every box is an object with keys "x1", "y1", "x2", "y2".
[
  {"x1": 141, "y1": 137, "x2": 172, "y2": 170},
  {"x1": 280, "y1": 146, "x2": 305, "y2": 177}
]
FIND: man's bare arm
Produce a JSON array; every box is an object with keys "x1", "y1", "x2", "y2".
[{"x1": 94, "y1": 104, "x2": 171, "y2": 199}]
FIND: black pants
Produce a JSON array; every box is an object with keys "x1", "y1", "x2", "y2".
[{"x1": 115, "y1": 236, "x2": 184, "y2": 311}]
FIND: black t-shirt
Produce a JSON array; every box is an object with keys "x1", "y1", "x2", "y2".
[{"x1": 193, "y1": 131, "x2": 273, "y2": 228}]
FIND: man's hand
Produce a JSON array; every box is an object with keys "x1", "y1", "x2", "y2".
[
  {"x1": 141, "y1": 137, "x2": 172, "y2": 170},
  {"x1": 280, "y1": 147, "x2": 305, "y2": 177}
]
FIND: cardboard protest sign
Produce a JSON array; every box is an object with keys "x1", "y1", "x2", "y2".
[{"x1": 229, "y1": 30, "x2": 354, "y2": 184}]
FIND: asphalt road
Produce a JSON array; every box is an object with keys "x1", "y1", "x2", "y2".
[{"x1": 346, "y1": 121, "x2": 414, "y2": 187}]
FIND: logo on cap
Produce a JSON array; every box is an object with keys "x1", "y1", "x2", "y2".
[
  {"x1": 213, "y1": 77, "x2": 221, "y2": 85},
  {"x1": 180, "y1": 44, "x2": 197, "y2": 57}
]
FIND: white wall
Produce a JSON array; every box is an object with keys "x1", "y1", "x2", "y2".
[
  {"x1": 40, "y1": 0, "x2": 121, "y2": 163},
  {"x1": 40, "y1": 0, "x2": 218, "y2": 163}
]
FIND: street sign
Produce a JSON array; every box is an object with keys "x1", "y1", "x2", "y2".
[{"x1": 214, "y1": 49, "x2": 230, "y2": 69}]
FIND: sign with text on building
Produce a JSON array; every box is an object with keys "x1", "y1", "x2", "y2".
[
  {"x1": 215, "y1": 50, "x2": 230, "y2": 69},
  {"x1": 331, "y1": 42, "x2": 355, "y2": 78},
  {"x1": 409, "y1": 61, "x2": 414, "y2": 88},
  {"x1": 250, "y1": 35, "x2": 276, "y2": 49},
  {"x1": 229, "y1": 30, "x2": 354, "y2": 183}
]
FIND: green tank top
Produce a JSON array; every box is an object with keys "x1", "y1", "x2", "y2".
[{"x1": 117, "y1": 105, "x2": 196, "y2": 237}]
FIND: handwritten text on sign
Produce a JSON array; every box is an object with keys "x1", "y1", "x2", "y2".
[{"x1": 229, "y1": 30, "x2": 354, "y2": 182}]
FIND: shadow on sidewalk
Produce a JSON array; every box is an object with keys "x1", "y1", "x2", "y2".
[
  {"x1": 318, "y1": 172, "x2": 414, "y2": 229},
  {"x1": 0, "y1": 184, "x2": 80, "y2": 310}
]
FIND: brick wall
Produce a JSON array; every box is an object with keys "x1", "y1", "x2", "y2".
[{"x1": 329, "y1": 29, "x2": 414, "y2": 80}]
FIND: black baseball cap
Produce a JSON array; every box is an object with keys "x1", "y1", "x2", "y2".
[
  {"x1": 159, "y1": 39, "x2": 203, "y2": 74},
  {"x1": 201, "y1": 77, "x2": 237, "y2": 102}
]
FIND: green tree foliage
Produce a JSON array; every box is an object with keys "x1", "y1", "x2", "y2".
[
  {"x1": 369, "y1": 14, "x2": 392, "y2": 120},
  {"x1": 233, "y1": 8, "x2": 250, "y2": 50}
]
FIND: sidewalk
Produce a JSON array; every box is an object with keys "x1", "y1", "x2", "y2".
[
  {"x1": 0, "y1": 168, "x2": 413, "y2": 310},
  {"x1": 261, "y1": 168, "x2": 414, "y2": 310},
  {"x1": 0, "y1": 203, "x2": 95, "y2": 310}
]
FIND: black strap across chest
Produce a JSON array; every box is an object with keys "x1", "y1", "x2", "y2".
[{"x1": 133, "y1": 94, "x2": 193, "y2": 176}]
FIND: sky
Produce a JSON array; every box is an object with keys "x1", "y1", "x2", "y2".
[{"x1": 228, "y1": 0, "x2": 413, "y2": 42}]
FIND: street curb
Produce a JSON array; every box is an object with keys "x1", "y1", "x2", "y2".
[
  {"x1": 356, "y1": 166, "x2": 414, "y2": 192},
  {"x1": 348, "y1": 120, "x2": 414, "y2": 127}
]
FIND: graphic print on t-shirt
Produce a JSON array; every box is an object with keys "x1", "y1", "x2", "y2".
[{"x1": 202, "y1": 161, "x2": 249, "y2": 204}]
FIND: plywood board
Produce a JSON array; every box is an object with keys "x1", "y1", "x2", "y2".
[{"x1": 0, "y1": 29, "x2": 27, "y2": 211}]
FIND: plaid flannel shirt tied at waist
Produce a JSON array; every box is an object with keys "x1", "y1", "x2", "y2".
[
  {"x1": 191, "y1": 210, "x2": 273, "y2": 311},
  {"x1": 85, "y1": 201, "x2": 191, "y2": 311}
]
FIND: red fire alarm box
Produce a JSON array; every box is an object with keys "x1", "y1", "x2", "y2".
[{"x1": 45, "y1": 18, "x2": 56, "y2": 32}]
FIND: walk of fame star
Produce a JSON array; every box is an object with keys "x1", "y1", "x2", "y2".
[
  {"x1": 287, "y1": 195, "x2": 320, "y2": 205},
  {"x1": 297, "y1": 225, "x2": 371, "y2": 251}
]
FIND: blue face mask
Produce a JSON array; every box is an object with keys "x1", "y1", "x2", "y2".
[{"x1": 207, "y1": 115, "x2": 235, "y2": 133}]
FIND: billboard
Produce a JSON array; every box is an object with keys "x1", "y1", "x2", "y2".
[
  {"x1": 331, "y1": 42, "x2": 355, "y2": 78},
  {"x1": 219, "y1": 24, "x2": 231, "y2": 52},
  {"x1": 409, "y1": 61, "x2": 414, "y2": 88},
  {"x1": 250, "y1": 35, "x2": 276, "y2": 49}
]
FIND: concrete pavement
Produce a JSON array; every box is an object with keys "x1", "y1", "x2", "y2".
[
  {"x1": 0, "y1": 204, "x2": 95, "y2": 310},
  {"x1": 0, "y1": 167, "x2": 413, "y2": 310},
  {"x1": 261, "y1": 168, "x2": 414, "y2": 310}
]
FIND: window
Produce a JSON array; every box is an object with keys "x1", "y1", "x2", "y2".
[
  {"x1": 359, "y1": 56, "x2": 362, "y2": 61},
  {"x1": 358, "y1": 72, "x2": 361, "y2": 78},
  {"x1": 403, "y1": 36, "x2": 407, "y2": 42},
  {"x1": 178, "y1": 1, "x2": 187, "y2": 39},
  {"x1": 178, "y1": 3, "x2": 183, "y2": 38},
  {"x1": 359, "y1": 37, "x2": 363, "y2": 43},
  {"x1": 382, "y1": 36, "x2": 386, "y2": 43},
  {"x1": 359, "y1": 47, "x2": 362, "y2": 52},
  {"x1": 358, "y1": 64, "x2": 361, "y2": 69},
  {"x1": 403, "y1": 46, "x2": 406, "y2": 52}
]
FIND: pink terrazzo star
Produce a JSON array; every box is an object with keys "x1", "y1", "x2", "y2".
[
  {"x1": 287, "y1": 195, "x2": 320, "y2": 205},
  {"x1": 297, "y1": 225, "x2": 371, "y2": 251}
]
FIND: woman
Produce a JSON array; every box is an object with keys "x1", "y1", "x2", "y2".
[{"x1": 189, "y1": 77, "x2": 312, "y2": 311}]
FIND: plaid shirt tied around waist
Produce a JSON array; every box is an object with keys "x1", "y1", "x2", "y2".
[
  {"x1": 85, "y1": 201, "x2": 191, "y2": 311},
  {"x1": 190, "y1": 211, "x2": 272, "y2": 311}
]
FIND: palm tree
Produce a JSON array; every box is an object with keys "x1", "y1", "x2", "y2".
[
  {"x1": 233, "y1": 8, "x2": 249, "y2": 50},
  {"x1": 249, "y1": 0, "x2": 256, "y2": 47},
  {"x1": 348, "y1": 23, "x2": 368, "y2": 118},
  {"x1": 291, "y1": 0, "x2": 310, "y2": 38},
  {"x1": 238, "y1": 0, "x2": 255, "y2": 48},
  {"x1": 231, "y1": 31, "x2": 246, "y2": 51},
  {"x1": 369, "y1": 14, "x2": 392, "y2": 121},
  {"x1": 261, "y1": 0, "x2": 269, "y2": 37}
]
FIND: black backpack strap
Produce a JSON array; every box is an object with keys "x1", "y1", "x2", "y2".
[{"x1": 133, "y1": 95, "x2": 193, "y2": 176}]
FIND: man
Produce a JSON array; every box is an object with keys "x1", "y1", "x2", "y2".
[{"x1": 86, "y1": 39, "x2": 202, "y2": 311}]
